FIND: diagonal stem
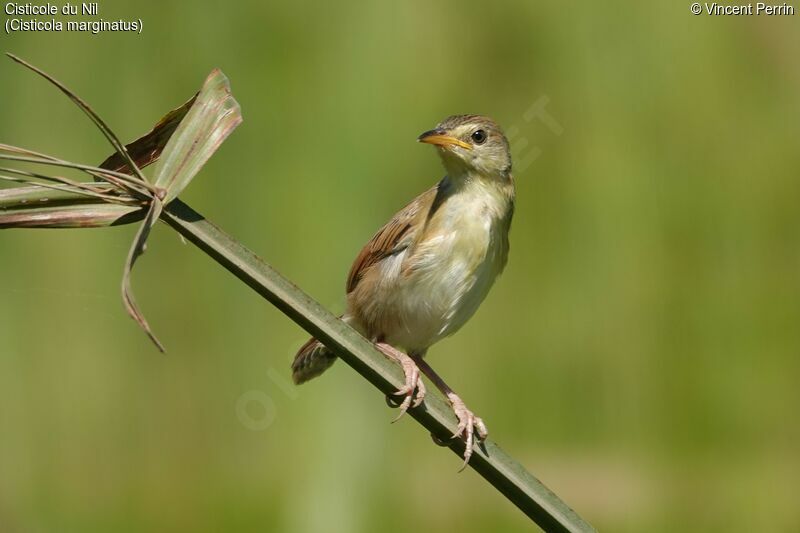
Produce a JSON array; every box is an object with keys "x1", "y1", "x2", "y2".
[{"x1": 160, "y1": 198, "x2": 596, "y2": 533}]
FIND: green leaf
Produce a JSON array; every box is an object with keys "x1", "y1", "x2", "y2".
[{"x1": 151, "y1": 69, "x2": 242, "y2": 202}]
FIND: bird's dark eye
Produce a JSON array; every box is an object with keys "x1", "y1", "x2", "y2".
[{"x1": 471, "y1": 129, "x2": 487, "y2": 144}]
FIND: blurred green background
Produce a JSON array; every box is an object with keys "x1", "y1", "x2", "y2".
[{"x1": 1, "y1": 1, "x2": 799, "y2": 531}]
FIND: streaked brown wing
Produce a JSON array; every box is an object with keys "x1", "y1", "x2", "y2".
[{"x1": 346, "y1": 185, "x2": 438, "y2": 294}]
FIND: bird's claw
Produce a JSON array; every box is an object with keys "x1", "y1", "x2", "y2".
[
  {"x1": 390, "y1": 355, "x2": 426, "y2": 421},
  {"x1": 447, "y1": 392, "x2": 488, "y2": 470},
  {"x1": 376, "y1": 343, "x2": 426, "y2": 421}
]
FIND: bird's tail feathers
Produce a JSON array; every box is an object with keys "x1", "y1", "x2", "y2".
[{"x1": 291, "y1": 337, "x2": 337, "y2": 384}]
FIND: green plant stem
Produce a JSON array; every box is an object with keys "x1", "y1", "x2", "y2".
[
  {"x1": 161, "y1": 199, "x2": 595, "y2": 533},
  {"x1": 0, "y1": 183, "x2": 594, "y2": 531}
]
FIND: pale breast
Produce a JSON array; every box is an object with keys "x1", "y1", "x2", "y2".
[{"x1": 355, "y1": 183, "x2": 511, "y2": 352}]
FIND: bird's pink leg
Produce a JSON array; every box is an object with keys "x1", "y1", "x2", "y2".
[
  {"x1": 414, "y1": 356, "x2": 487, "y2": 470},
  {"x1": 375, "y1": 342, "x2": 426, "y2": 421}
]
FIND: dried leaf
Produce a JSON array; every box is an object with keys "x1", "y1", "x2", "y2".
[
  {"x1": 3, "y1": 61, "x2": 240, "y2": 352},
  {"x1": 0, "y1": 184, "x2": 115, "y2": 210},
  {"x1": 98, "y1": 94, "x2": 198, "y2": 174},
  {"x1": 0, "y1": 167, "x2": 128, "y2": 203},
  {"x1": 0, "y1": 144, "x2": 151, "y2": 200},
  {"x1": 0, "y1": 202, "x2": 143, "y2": 229},
  {"x1": 0, "y1": 143, "x2": 60, "y2": 161},
  {"x1": 6, "y1": 54, "x2": 150, "y2": 188}
]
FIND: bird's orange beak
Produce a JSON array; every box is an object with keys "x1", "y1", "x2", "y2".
[{"x1": 417, "y1": 129, "x2": 472, "y2": 150}]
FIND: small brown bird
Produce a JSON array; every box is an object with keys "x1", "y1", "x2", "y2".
[{"x1": 292, "y1": 115, "x2": 514, "y2": 465}]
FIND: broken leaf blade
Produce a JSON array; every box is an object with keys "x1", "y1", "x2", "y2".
[
  {"x1": 152, "y1": 69, "x2": 242, "y2": 203},
  {"x1": 0, "y1": 202, "x2": 144, "y2": 229},
  {"x1": 121, "y1": 197, "x2": 165, "y2": 351}
]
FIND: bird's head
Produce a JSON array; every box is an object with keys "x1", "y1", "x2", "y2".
[{"x1": 417, "y1": 115, "x2": 511, "y2": 180}]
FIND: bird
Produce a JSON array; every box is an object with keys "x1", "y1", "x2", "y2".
[{"x1": 292, "y1": 114, "x2": 514, "y2": 466}]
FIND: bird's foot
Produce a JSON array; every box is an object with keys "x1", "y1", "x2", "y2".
[
  {"x1": 375, "y1": 342, "x2": 426, "y2": 421},
  {"x1": 447, "y1": 392, "x2": 488, "y2": 471}
]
